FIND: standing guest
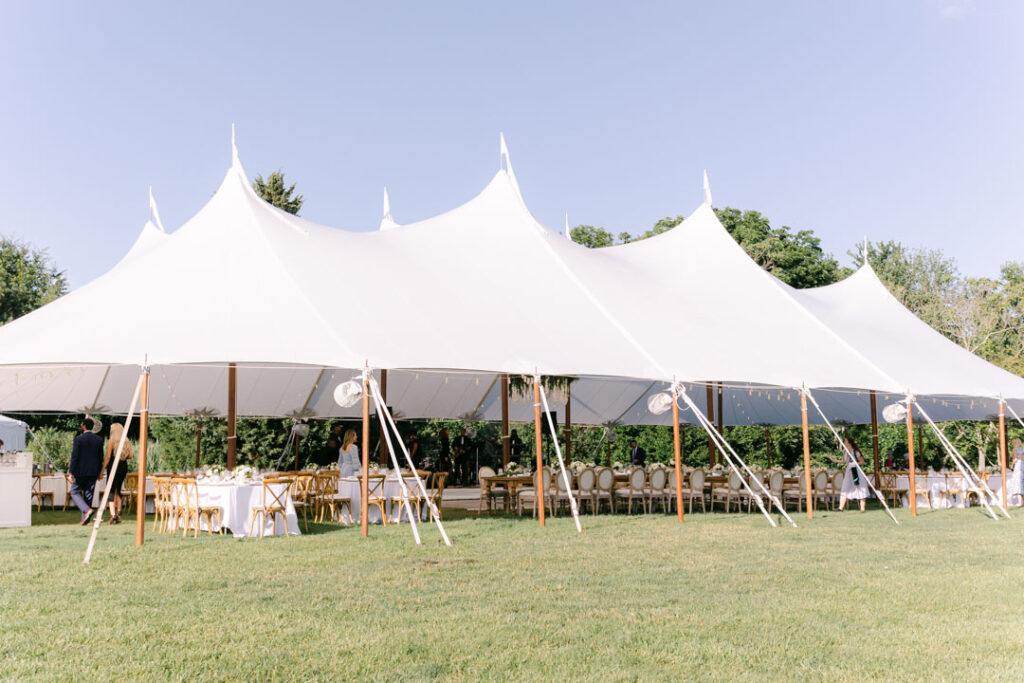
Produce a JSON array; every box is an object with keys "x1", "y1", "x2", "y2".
[
  {"x1": 833, "y1": 435, "x2": 869, "y2": 512},
  {"x1": 629, "y1": 440, "x2": 646, "y2": 467},
  {"x1": 437, "y1": 427, "x2": 451, "y2": 478},
  {"x1": 403, "y1": 431, "x2": 420, "y2": 469},
  {"x1": 884, "y1": 450, "x2": 896, "y2": 470},
  {"x1": 509, "y1": 429, "x2": 524, "y2": 464},
  {"x1": 69, "y1": 417, "x2": 103, "y2": 525},
  {"x1": 100, "y1": 423, "x2": 132, "y2": 524},
  {"x1": 453, "y1": 427, "x2": 473, "y2": 485},
  {"x1": 337, "y1": 429, "x2": 360, "y2": 477},
  {"x1": 1007, "y1": 437, "x2": 1024, "y2": 507}
]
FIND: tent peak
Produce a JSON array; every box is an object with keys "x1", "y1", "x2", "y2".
[
  {"x1": 702, "y1": 170, "x2": 713, "y2": 206},
  {"x1": 498, "y1": 132, "x2": 522, "y2": 199},
  {"x1": 229, "y1": 123, "x2": 248, "y2": 178},
  {"x1": 379, "y1": 187, "x2": 400, "y2": 231},
  {"x1": 148, "y1": 186, "x2": 166, "y2": 233}
]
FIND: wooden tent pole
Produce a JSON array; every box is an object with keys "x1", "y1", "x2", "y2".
[
  {"x1": 917, "y1": 424, "x2": 923, "y2": 467},
  {"x1": 565, "y1": 383, "x2": 572, "y2": 462},
  {"x1": 293, "y1": 432, "x2": 301, "y2": 471},
  {"x1": 533, "y1": 378, "x2": 545, "y2": 527},
  {"x1": 501, "y1": 374, "x2": 510, "y2": 469},
  {"x1": 706, "y1": 383, "x2": 716, "y2": 467},
  {"x1": 378, "y1": 369, "x2": 388, "y2": 466},
  {"x1": 227, "y1": 363, "x2": 237, "y2": 469},
  {"x1": 870, "y1": 391, "x2": 881, "y2": 488},
  {"x1": 135, "y1": 368, "x2": 150, "y2": 546},
  {"x1": 672, "y1": 386, "x2": 684, "y2": 522},
  {"x1": 999, "y1": 401, "x2": 1008, "y2": 509},
  {"x1": 764, "y1": 425, "x2": 772, "y2": 468},
  {"x1": 361, "y1": 374, "x2": 370, "y2": 537},
  {"x1": 906, "y1": 398, "x2": 918, "y2": 517},
  {"x1": 716, "y1": 382, "x2": 723, "y2": 434},
  {"x1": 801, "y1": 391, "x2": 813, "y2": 519},
  {"x1": 194, "y1": 418, "x2": 202, "y2": 469}
]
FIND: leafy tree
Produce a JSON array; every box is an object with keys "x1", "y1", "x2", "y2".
[
  {"x1": 252, "y1": 170, "x2": 304, "y2": 215},
  {"x1": 715, "y1": 208, "x2": 843, "y2": 288},
  {"x1": 570, "y1": 225, "x2": 616, "y2": 249},
  {"x1": 0, "y1": 237, "x2": 67, "y2": 323}
]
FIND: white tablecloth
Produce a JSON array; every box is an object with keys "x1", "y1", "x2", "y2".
[
  {"x1": 176, "y1": 481, "x2": 300, "y2": 538},
  {"x1": 337, "y1": 475, "x2": 425, "y2": 524},
  {"x1": 895, "y1": 473, "x2": 1003, "y2": 509}
]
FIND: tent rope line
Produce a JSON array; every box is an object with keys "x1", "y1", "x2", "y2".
[
  {"x1": 369, "y1": 379, "x2": 422, "y2": 546},
  {"x1": 910, "y1": 399, "x2": 1007, "y2": 520},
  {"x1": 802, "y1": 388, "x2": 899, "y2": 524},
  {"x1": 83, "y1": 371, "x2": 145, "y2": 565},
  {"x1": 368, "y1": 377, "x2": 452, "y2": 546},
  {"x1": 675, "y1": 384, "x2": 795, "y2": 528},
  {"x1": 537, "y1": 381, "x2": 582, "y2": 533}
]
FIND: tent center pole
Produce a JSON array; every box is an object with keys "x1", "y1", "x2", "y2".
[
  {"x1": 999, "y1": 400, "x2": 1008, "y2": 509},
  {"x1": 672, "y1": 386, "x2": 684, "y2": 523},
  {"x1": 533, "y1": 378, "x2": 545, "y2": 527},
  {"x1": 870, "y1": 391, "x2": 881, "y2": 489},
  {"x1": 227, "y1": 363, "x2": 237, "y2": 469},
  {"x1": 800, "y1": 391, "x2": 812, "y2": 520},
  {"x1": 501, "y1": 374, "x2": 510, "y2": 469},
  {"x1": 361, "y1": 374, "x2": 370, "y2": 537},
  {"x1": 136, "y1": 367, "x2": 150, "y2": 546},
  {"x1": 906, "y1": 397, "x2": 918, "y2": 517}
]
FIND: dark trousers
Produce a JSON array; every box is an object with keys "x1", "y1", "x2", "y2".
[{"x1": 69, "y1": 476, "x2": 97, "y2": 517}]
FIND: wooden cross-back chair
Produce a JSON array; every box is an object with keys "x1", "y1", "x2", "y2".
[
  {"x1": 248, "y1": 476, "x2": 293, "y2": 538},
  {"x1": 172, "y1": 477, "x2": 223, "y2": 538}
]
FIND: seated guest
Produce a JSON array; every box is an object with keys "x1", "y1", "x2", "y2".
[{"x1": 337, "y1": 429, "x2": 360, "y2": 477}]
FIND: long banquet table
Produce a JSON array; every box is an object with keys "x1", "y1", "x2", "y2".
[{"x1": 895, "y1": 472, "x2": 1004, "y2": 509}]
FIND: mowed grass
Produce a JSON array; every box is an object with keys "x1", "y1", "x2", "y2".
[{"x1": 2, "y1": 503, "x2": 1023, "y2": 682}]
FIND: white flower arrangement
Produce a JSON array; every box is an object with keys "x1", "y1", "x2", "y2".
[
  {"x1": 233, "y1": 465, "x2": 254, "y2": 481},
  {"x1": 323, "y1": 463, "x2": 338, "y2": 471},
  {"x1": 612, "y1": 461, "x2": 625, "y2": 470},
  {"x1": 569, "y1": 460, "x2": 586, "y2": 474},
  {"x1": 711, "y1": 464, "x2": 725, "y2": 474},
  {"x1": 505, "y1": 462, "x2": 521, "y2": 474}
]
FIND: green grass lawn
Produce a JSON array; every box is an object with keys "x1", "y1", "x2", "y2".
[{"x1": 2, "y1": 504, "x2": 1023, "y2": 681}]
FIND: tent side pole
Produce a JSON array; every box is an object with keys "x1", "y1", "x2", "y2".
[
  {"x1": 135, "y1": 368, "x2": 150, "y2": 546},
  {"x1": 293, "y1": 432, "x2": 301, "y2": 471},
  {"x1": 565, "y1": 384, "x2": 572, "y2": 462},
  {"x1": 999, "y1": 401, "x2": 1008, "y2": 509},
  {"x1": 906, "y1": 398, "x2": 918, "y2": 516},
  {"x1": 870, "y1": 391, "x2": 881, "y2": 489},
  {"x1": 801, "y1": 391, "x2": 812, "y2": 520},
  {"x1": 378, "y1": 369, "x2": 388, "y2": 466},
  {"x1": 706, "y1": 383, "x2": 716, "y2": 467},
  {"x1": 194, "y1": 418, "x2": 202, "y2": 469},
  {"x1": 501, "y1": 374, "x2": 510, "y2": 469},
  {"x1": 361, "y1": 374, "x2": 370, "y2": 537},
  {"x1": 764, "y1": 426, "x2": 772, "y2": 468},
  {"x1": 672, "y1": 386, "x2": 684, "y2": 523},
  {"x1": 716, "y1": 382, "x2": 723, "y2": 434},
  {"x1": 533, "y1": 378, "x2": 545, "y2": 527},
  {"x1": 227, "y1": 363, "x2": 237, "y2": 469}
]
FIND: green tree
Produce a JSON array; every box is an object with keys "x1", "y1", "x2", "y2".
[
  {"x1": 569, "y1": 225, "x2": 616, "y2": 249},
  {"x1": 0, "y1": 237, "x2": 67, "y2": 323},
  {"x1": 715, "y1": 208, "x2": 843, "y2": 288},
  {"x1": 252, "y1": 170, "x2": 304, "y2": 215}
]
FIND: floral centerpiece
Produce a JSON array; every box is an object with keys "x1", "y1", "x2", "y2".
[
  {"x1": 711, "y1": 464, "x2": 725, "y2": 475},
  {"x1": 321, "y1": 462, "x2": 338, "y2": 471},
  {"x1": 233, "y1": 465, "x2": 255, "y2": 482},
  {"x1": 612, "y1": 461, "x2": 625, "y2": 471},
  {"x1": 505, "y1": 462, "x2": 522, "y2": 475}
]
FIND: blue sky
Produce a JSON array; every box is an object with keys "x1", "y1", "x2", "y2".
[{"x1": 1, "y1": 1, "x2": 1020, "y2": 287}]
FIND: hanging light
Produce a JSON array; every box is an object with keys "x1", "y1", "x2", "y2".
[
  {"x1": 882, "y1": 403, "x2": 908, "y2": 424},
  {"x1": 603, "y1": 427, "x2": 617, "y2": 443},
  {"x1": 333, "y1": 380, "x2": 363, "y2": 408},
  {"x1": 291, "y1": 422, "x2": 311, "y2": 438},
  {"x1": 89, "y1": 415, "x2": 103, "y2": 434},
  {"x1": 647, "y1": 392, "x2": 673, "y2": 415}
]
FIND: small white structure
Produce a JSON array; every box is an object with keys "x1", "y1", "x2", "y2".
[
  {"x1": 0, "y1": 414, "x2": 27, "y2": 452},
  {"x1": 0, "y1": 451, "x2": 32, "y2": 527}
]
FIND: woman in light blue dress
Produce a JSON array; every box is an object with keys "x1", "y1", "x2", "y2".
[
  {"x1": 337, "y1": 429, "x2": 360, "y2": 477},
  {"x1": 1007, "y1": 438, "x2": 1024, "y2": 507}
]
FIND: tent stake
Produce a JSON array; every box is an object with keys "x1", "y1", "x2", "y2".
[
  {"x1": 800, "y1": 391, "x2": 812, "y2": 519},
  {"x1": 533, "y1": 377, "x2": 545, "y2": 527},
  {"x1": 361, "y1": 372, "x2": 370, "y2": 537},
  {"x1": 906, "y1": 397, "x2": 918, "y2": 516},
  {"x1": 672, "y1": 385, "x2": 684, "y2": 523},
  {"x1": 136, "y1": 368, "x2": 149, "y2": 546}
]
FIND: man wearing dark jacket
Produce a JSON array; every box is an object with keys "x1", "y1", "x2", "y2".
[
  {"x1": 629, "y1": 440, "x2": 647, "y2": 467},
  {"x1": 69, "y1": 418, "x2": 103, "y2": 524}
]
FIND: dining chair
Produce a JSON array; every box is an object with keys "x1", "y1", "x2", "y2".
[
  {"x1": 593, "y1": 467, "x2": 614, "y2": 514},
  {"x1": 517, "y1": 467, "x2": 554, "y2": 518},
  {"x1": 477, "y1": 465, "x2": 505, "y2": 514},
  {"x1": 613, "y1": 466, "x2": 647, "y2": 514},
  {"x1": 427, "y1": 471, "x2": 448, "y2": 520},
  {"x1": 765, "y1": 471, "x2": 784, "y2": 513},
  {"x1": 576, "y1": 467, "x2": 597, "y2": 515},
  {"x1": 247, "y1": 476, "x2": 293, "y2": 538},
  {"x1": 745, "y1": 471, "x2": 765, "y2": 513},
  {"x1": 782, "y1": 475, "x2": 808, "y2": 512},
  {"x1": 682, "y1": 469, "x2": 707, "y2": 514},
  {"x1": 712, "y1": 470, "x2": 743, "y2": 512},
  {"x1": 31, "y1": 474, "x2": 54, "y2": 511},
  {"x1": 358, "y1": 474, "x2": 389, "y2": 526},
  {"x1": 811, "y1": 470, "x2": 830, "y2": 511},
  {"x1": 289, "y1": 474, "x2": 314, "y2": 532},
  {"x1": 390, "y1": 473, "x2": 424, "y2": 524},
  {"x1": 151, "y1": 476, "x2": 174, "y2": 533},
  {"x1": 829, "y1": 470, "x2": 845, "y2": 510},
  {"x1": 173, "y1": 477, "x2": 223, "y2": 538},
  {"x1": 645, "y1": 466, "x2": 670, "y2": 513}
]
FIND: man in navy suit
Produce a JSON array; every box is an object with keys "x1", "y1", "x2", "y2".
[
  {"x1": 629, "y1": 440, "x2": 647, "y2": 467},
  {"x1": 69, "y1": 417, "x2": 104, "y2": 525}
]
